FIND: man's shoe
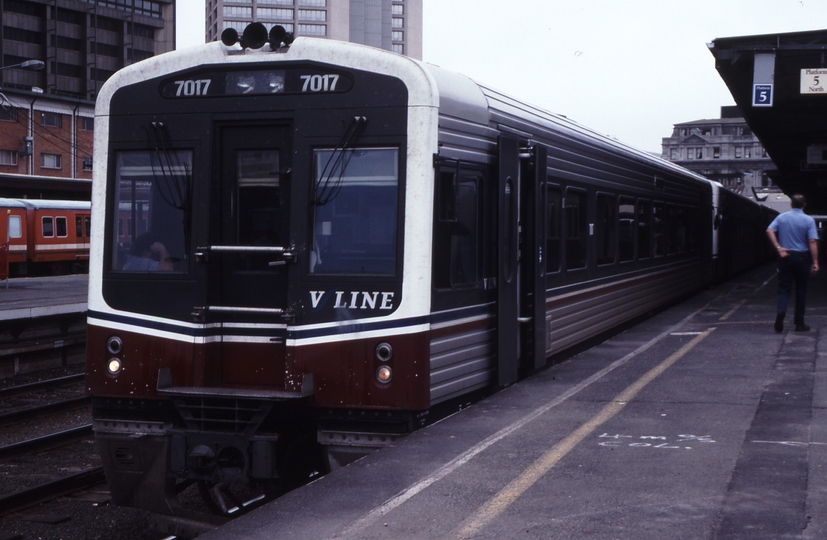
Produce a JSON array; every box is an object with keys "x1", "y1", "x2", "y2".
[
  {"x1": 795, "y1": 324, "x2": 810, "y2": 332},
  {"x1": 774, "y1": 313, "x2": 785, "y2": 333}
]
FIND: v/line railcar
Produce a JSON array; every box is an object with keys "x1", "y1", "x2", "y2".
[
  {"x1": 85, "y1": 25, "x2": 774, "y2": 527},
  {"x1": 0, "y1": 198, "x2": 91, "y2": 276}
]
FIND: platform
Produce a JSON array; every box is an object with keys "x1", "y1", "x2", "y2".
[
  {"x1": 199, "y1": 262, "x2": 827, "y2": 540},
  {"x1": 0, "y1": 275, "x2": 87, "y2": 321}
]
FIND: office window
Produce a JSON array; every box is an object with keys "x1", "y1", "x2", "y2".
[
  {"x1": 392, "y1": 4, "x2": 404, "y2": 15},
  {"x1": 258, "y1": 7, "x2": 293, "y2": 18},
  {"x1": 0, "y1": 108, "x2": 17, "y2": 122},
  {"x1": 82, "y1": 157, "x2": 93, "y2": 171},
  {"x1": 223, "y1": 6, "x2": 251, "y2": 17},
  {"x1": 0, "y1": 150, "x2": 18, "y2": 166},
  {"x1": 41, "y1": 112, "x2": 62, "y2": 128},
  {"x1": 298, "y1": 0, "x2": 325, "y2": 5},
  {"x1": 392, "y1": 31, "x2": 403, "y2": 42},
  {"x1": 298, "y1": 24, "x2": 326, "y2": 36},
  {"x1": 392, "y1": 17, "x2": 403, "y2": 28},
  {"x1": 82, "y1": 117, "x2": 94, "y2": 131},
  {"x1": 42, "y1": 153, "x2": 62, "y2": 169},
  {"x1": 298, "y1": 9, "x2": 325, "y2": 20},
  {"x1": 260, "y1": 0, "x2": 294, "y2": 4},
  {"x1": 392, "y1": 44, "x2": 404, "y2": 54}
]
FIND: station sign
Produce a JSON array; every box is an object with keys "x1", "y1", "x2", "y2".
[
  {"x1": 801, "y1": 68, "x2": 827, "y2": 94},
  {"x1": 752, "y1": 84, "x2": 773, "y2": 107}
]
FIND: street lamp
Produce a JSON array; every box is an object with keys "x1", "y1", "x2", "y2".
[{"x1": 0, "y1": 60, "x2": 45, "y2": 72}]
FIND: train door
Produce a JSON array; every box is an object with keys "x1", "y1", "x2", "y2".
[
  {"x1": 215, "y1": 125, "x2": 292, "y2": 386},
  {"x1": 521, "y1": 145, "x2": 548, "y2": 371},
  {"x1": 497, "y1": 137, "x2": 548, "y2": 386},
  {"x1": 497, "y1": 136, "x2": 520, "y2": 386}
]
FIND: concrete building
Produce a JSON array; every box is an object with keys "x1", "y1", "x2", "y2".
[
  {"x1": 206, "y1": 0, "x2": 423, "y2": 60},
  {"x1": 661, "y1": 106, "x2": 787, "y2": 211},
  {"x1": 0, "y1": 0, "x2": 176, "y2": 198}
]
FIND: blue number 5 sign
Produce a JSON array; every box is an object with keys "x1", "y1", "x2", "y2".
[{"x1": 753, "y1": 84, "x2": 773, "y2": 107}]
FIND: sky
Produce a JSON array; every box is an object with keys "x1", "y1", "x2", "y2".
[{"x1": 176, "y1": 0, "x2": 827, "y2": 153}]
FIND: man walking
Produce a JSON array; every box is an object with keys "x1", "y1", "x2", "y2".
[{"x1": 766, "y1": 194, "x2": 819, "y2": 332}]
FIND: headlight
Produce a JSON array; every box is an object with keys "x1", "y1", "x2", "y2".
[
  {"x1": 376, "y1": 365, "x2": 392, "y2": 384},
  {"x1": 107, "y1": 358, "x2": 122, "y2": 375}
]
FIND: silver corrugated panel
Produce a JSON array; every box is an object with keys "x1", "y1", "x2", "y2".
[{"x1": 429, "y1": 327, "x2": 495, "y2": 404}]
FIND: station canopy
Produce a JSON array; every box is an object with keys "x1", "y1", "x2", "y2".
[{"x1": 710, "y1": 29, "x2": 827, "y2": 214}]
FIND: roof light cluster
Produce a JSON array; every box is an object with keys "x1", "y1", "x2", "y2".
[{"x1": 221, "y1": 23, "x2": 294, "y2": 51}]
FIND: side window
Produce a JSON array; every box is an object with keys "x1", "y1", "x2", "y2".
[
  {"x1": 85, "y1": 216, "x2": 91, "y2": 237},
  {"x1": 565, "y1": 189, "x2": 587, "y2": 270},
  {"x1": 676, "y1": 206, "x2": 689, "y2": 255},
  {"x1": 42, "y1": 216, "x2": 54, "y2": 238},
  {"x1": 637, "y1": 200, "x2": 651, "y2": 259},
  {"x1": 56, "y1": 216, "x2": 68, "y2": 238},
  {"x1": 619, "y1": 196, "x2": 635, "y2": 263},
  {"x1": 546, "y1": 183, "x2": 561, "y2": 273},
  {"x1": 76, "y1": 216, "x2": 83, "y2": 237},
  {"x1": 666, "y1": 204, "x2": 677, "y2": 256},
  {"x1": 8, "y1": 216, "x2": 22, "y2": 239},
  {"x1": 433, "y1": 166, "x2": 481, "y2": 289},
  {"x1": 596, "y1": 194, "x2": 616, "y2": 266}
]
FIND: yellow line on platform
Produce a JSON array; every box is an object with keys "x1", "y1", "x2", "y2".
[{"x1": 453, "y1": 327, "x2": 717, "y2": 540}]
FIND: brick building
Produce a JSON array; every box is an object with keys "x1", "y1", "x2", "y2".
[{"x1": 0, "y1": 0, "x2": 176, "y2": 199}]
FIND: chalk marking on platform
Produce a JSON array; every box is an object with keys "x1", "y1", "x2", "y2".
[{"x1": 452, "y1": 328, "x2": 716, "y2": 540}]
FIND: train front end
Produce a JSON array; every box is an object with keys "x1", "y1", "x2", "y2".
[{"x1": 85, "y1": 33, "x2": 437, "y2": 522}]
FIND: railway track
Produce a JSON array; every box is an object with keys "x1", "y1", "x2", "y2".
[
  {"x1": 0, "y1": 395, "x2": 91, "y2": 427},
  {"x1": 0, "y1": 373, "x2": 85, "y2": 399},
  {"x1": 0, "y1": 466, "x2": 106, "y2": 517}
]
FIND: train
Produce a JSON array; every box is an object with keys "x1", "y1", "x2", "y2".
[
  {"x1": 0, "y1": 198, "x2": 91, "y2": 277},
  {"x1": 84, "y1": 25, "x2": 776, "y2": 534}
]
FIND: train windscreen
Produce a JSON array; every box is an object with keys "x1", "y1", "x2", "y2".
[{"x1": 111, "y1": 150, "x2": 192, "y2": 273}]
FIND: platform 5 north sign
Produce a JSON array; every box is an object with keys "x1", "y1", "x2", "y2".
[{"x1": 801, "y1": 68, "x2": 827, "y2": 95}]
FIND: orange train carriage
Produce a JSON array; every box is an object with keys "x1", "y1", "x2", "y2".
[{"x1": 0, "y1": 198, "x2": 91, "y2": 276}]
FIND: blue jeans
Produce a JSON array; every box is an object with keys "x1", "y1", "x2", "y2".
[{"x1": 777, "y1": 252, "x2": 811, "y2": 325}]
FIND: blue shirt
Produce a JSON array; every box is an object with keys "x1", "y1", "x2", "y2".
[{"x1": 768, "y1": 208, "x2": 818, "y2": 252}]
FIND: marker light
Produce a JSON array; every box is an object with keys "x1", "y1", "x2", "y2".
[
  {"x1": 107, "y1": 336, "x2": 123, "y2": 355},
  {"x1": 375, "y1": 342, "x2": 393, "y2": 362},
  {"x1": 376, "y1": 365, "x2": 392, "y2": 384},
  {"x1": 107, "y1": 358, "x2": 122, "y2": 375}
]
